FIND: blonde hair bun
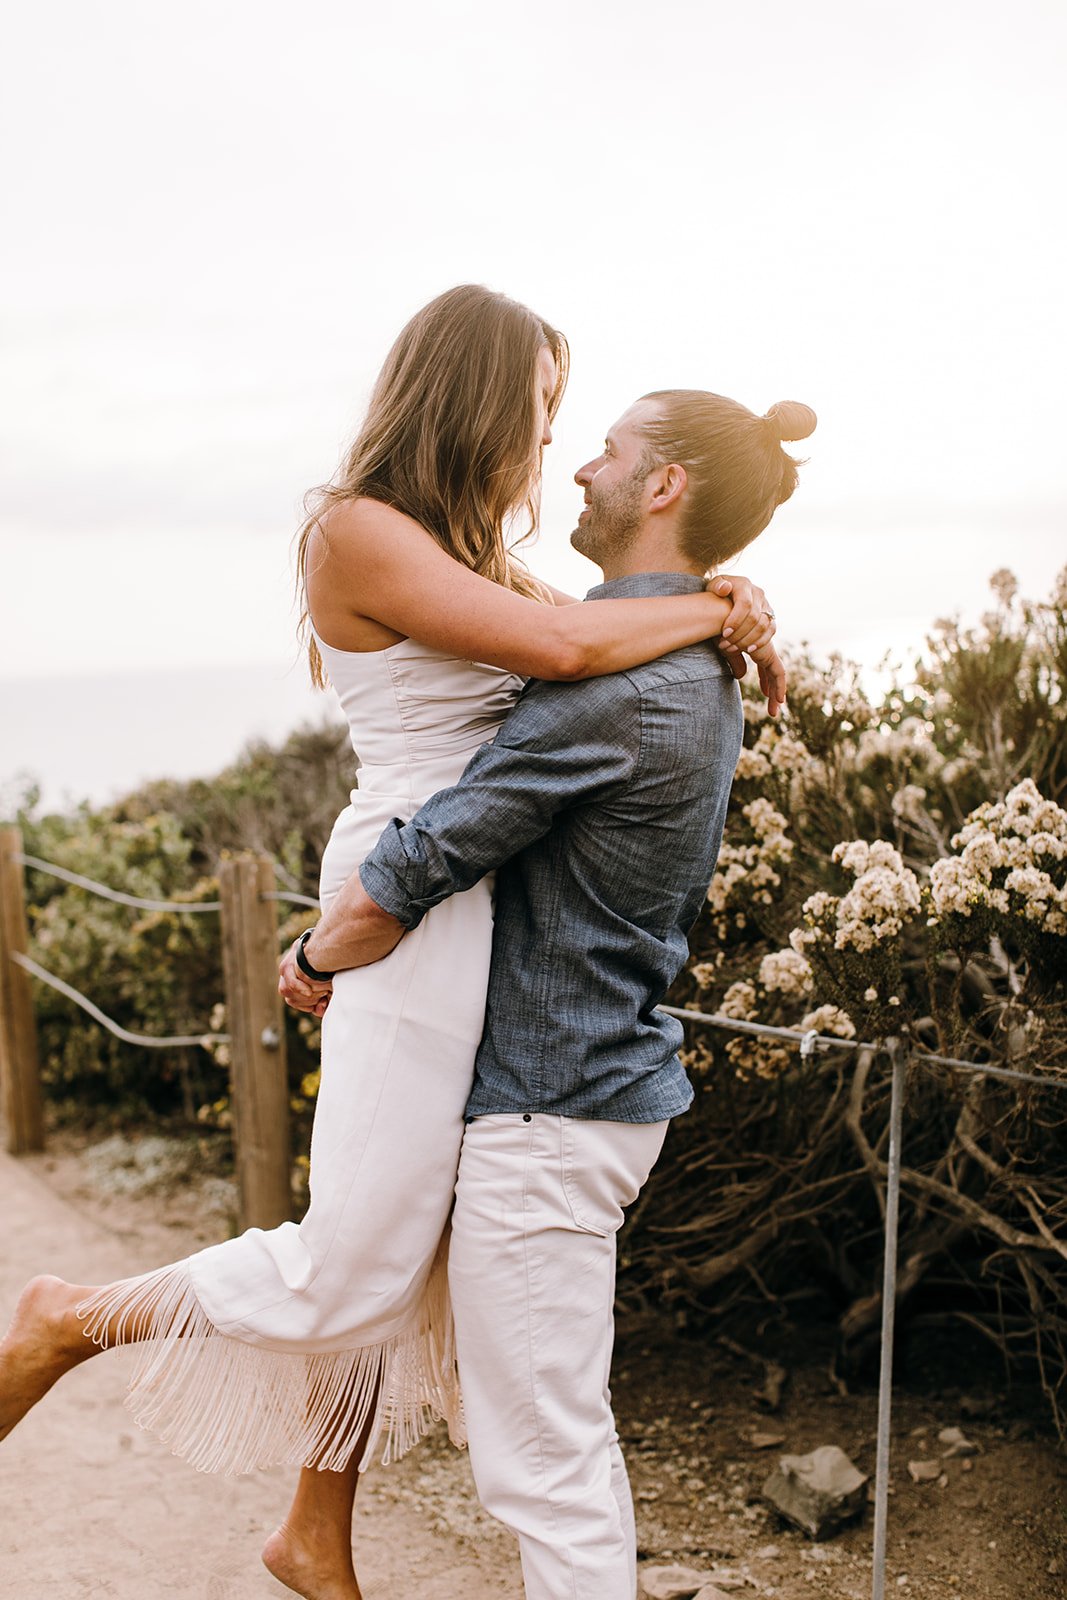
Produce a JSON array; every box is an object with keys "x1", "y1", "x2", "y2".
[{"x1": 764, "y1": 400, "x2": 817, "y2": 442}]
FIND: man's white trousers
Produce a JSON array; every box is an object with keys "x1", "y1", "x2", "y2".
[{"x1": 449, "y1": 1112, "x2": 669, "y2": 1600}]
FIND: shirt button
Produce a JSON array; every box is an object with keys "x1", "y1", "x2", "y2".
[{"x1": 522, "y1": 1113, "x2": 532, "y2": 1123}]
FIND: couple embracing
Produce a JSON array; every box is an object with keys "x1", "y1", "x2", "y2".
[{"x1": 0, "y1": 285, "x2": 815, "y2": 1599}]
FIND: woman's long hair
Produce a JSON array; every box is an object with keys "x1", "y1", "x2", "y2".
[{"x1": 297, "y1": 285, "x2": 569, "y2": 685}]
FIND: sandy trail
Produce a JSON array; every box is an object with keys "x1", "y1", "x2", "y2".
[{"x1": 0, "y1": 1149, "x2": 522, "y2": 1600}]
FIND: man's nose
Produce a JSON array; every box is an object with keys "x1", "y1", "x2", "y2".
[{"x1": 574, "y1": 460, "x2": 593, "y2": 486}]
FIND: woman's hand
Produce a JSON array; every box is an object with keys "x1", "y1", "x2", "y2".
[
  {"x1": 710, "y1": 572, "x2": 785, "y2": 712},
  {"x1": 751, "y1": 643, "x2": 787, "y2": 718},
  {"x1": 708, "y1": 573, "x2": 777, "y2": 654},
  {"x1": 717, "y1": 641, "x2": 787, "y2": 716}
]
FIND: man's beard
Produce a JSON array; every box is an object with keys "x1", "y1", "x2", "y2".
[{"x1": 571, "y1": 470, "x2": 645, "y2": 565}]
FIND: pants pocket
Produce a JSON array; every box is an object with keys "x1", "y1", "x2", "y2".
[{"x1": 559, "y1": 1117, "x2": 669, "y2": 1239}]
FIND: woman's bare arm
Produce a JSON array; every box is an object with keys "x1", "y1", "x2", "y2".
[
  {"x1": 307, "y1": 499, "x2": 775, "y2": 681},
  {"x1": 535, "y1": 580, "x2": 581, "y2": 607}
]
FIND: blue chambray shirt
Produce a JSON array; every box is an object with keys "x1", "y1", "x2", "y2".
[{"x1": 359, "y1": 571, "x2": 744, "y2": 1123}]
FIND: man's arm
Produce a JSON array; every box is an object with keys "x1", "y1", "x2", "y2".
[
  {"x1": 277, "y1": 881, "x2": 405, "y2": 1015},
  {"x1": 304, "y1": 674, "x2": 639, "y2": 973}
]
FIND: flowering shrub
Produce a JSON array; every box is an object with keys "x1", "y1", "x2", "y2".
[
  {"x1": 928, "y1": 781, "x2": 1067, "y2": 985},
  {"x1": 649, "y1": 569, "x2": 1067, "y2": 1439},
  {"x1": 705, "y1": 797, "x2": 794, "y2": 939}
]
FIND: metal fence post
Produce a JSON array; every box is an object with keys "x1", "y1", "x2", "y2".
[
  {"x1": 872, "y1": 1036, "x2": 908, "y2": 1600},
  {"x1": 218, "y1": 853, "x2": 291, "y2": 1230},
  {"x1": 0, "y1": 827, "x2": 45, "y2": 1153}
]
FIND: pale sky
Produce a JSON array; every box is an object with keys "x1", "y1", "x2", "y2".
[{"x1": 2, "y1": 0, "x2": 1065, "y2": 801}]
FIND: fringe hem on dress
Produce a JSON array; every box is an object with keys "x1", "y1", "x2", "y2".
[{"x1": 74, "y1": 1248, "x2": 464, "y2": 1477}]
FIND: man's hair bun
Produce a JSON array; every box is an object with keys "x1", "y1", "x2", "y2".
[{"x1": 763, "y1": 401, "x2": 817, "y2": 443}]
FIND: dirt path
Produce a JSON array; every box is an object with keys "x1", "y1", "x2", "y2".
[
  {"x1": 3, "y1": 1134, "x2": 1066, "y2": 1600},
  {"x1": 0, "y1": 1148, "x2": 523, "y2": 1600}
]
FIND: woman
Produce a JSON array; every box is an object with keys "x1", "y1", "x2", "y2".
[{"x1": 0, "y1": 285, "x2": 796, "y2": 1598}]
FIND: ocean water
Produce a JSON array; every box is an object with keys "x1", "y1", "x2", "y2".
[{"x1": 0, "y1": 659, "x2": 348, "y2": 814}]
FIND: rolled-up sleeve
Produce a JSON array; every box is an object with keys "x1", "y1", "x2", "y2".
[{"x1": 359, "y1": 674, "x2": 640, "y2": 929}]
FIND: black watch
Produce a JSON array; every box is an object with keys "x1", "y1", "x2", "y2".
[{"x1": 294, "y1": 929, "x2": 337, "y2": 983}]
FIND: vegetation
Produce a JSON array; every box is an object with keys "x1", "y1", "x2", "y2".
[{"x1": 5, "y1": 569, "x2": 1065, "y2": 1435}]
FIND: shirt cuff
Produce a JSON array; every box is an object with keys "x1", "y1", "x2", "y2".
[{"x1": 358, "y1": 835, "x2": 428, "y2": 931}]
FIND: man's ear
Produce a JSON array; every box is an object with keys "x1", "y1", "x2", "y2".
[{"x1": 648, "y1": 462, "x2": 687, "y2": 514}]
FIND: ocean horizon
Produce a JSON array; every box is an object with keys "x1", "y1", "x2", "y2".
[{"x1": 0, "y1": 659, "x2": 348, "y2": 815}]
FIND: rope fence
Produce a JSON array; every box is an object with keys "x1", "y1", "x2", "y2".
[
  {"x1": 0, "y1": 830, "x2": 292, "y2": 1229},
  {"x1": 1, "y1": 828, "x2": 1064, "y2": 1600},
  {"x1": 10, "y1": 953, "x2": 225, "y2": 1049},
  {"x1": 15, "y1": 852, "x2": 223, "y2": 913}
]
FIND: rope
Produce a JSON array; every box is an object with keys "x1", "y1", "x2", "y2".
[
  {"x1": 662, "y1": 1005, "x2": 1067, "y2": 1090},
  {"x1": 20, "y1": 851, "x2": 322, "y2": 913},
  {"x1": 11, "y1": 953, "x2": 228, "y2": 1050},
  {"x1": 16, "y1": 854, "x2": 221, "y2": 913}
]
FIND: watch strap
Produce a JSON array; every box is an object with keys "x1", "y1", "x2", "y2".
[{"x1": 295, "y1": 928, "x2": 336, "y2": 983}]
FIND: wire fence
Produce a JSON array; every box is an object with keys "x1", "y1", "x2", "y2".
[
  {"x1": 2, "y1": 839, "x2": 1064, "y2": 1600},
  {"x1": 667, "y1": 1007, "x2": 1065, "y2": 1600},
  {"x1": 659, "y1": 1004, "x2": 1067, "y2": 1090}
]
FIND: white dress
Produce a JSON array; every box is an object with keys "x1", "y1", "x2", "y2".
[{"x1": 77, "y1": 636, "x2": 524, "y2": 1475}]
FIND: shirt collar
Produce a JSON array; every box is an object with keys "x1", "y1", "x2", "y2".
[{"x1": 585, "y1": 571, "x2": 708, "y2": 602}]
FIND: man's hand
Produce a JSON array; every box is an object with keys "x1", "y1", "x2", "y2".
[
  {"x1": 277, "y1": 873, "x2": 407, "y2": 1020},
  {"x1": 279, "y1": 944, "x2": 334, "y2": 1017},
  {"x1": 709, "y1": 573, "x2": 776, "y2": 654}
]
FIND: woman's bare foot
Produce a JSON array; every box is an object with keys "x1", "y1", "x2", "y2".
[
  {"x1": 0, "y1": 1275, "x2": 98, "y2": 1442},
  {"x1": 262, "y1": 1524, "x2": 362, "y2": 1600}
]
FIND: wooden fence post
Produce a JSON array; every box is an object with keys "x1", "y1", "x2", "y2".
[
  {"x1": 0, "y1": 827, "x2": 45, "y2": 1154},
  {"x1": 218, "y1": 854, "x2": 291, "y2": 1230}
]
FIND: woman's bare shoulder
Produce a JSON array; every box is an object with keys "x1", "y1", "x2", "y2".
[{"x1": 318, "y1": 495, "x2": 432, "y2": 552}]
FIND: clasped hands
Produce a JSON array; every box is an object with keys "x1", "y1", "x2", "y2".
[
  {"x1": 710, "y1": 573, "x2": 786, "y2": 716},
  {"x1": 278, "y1": 878, "x2": 404, "y2": 1019},
  {"x1": 279, "y1": 944, "x2": 334, "y2": 1018}
]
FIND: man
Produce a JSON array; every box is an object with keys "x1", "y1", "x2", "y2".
[{"x1": 280, "y1": 388, "x2": 807, "y2": 1598}]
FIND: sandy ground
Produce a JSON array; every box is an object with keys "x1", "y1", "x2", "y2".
[
  {"x1": 2, "y1": 1132, "x2": 1066, "y2": 1600},
  {"x1": 0, "y1": 1146, "x2": 523, "y2": 1600}
]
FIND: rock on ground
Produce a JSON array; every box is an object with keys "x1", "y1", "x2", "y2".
[{"x1": 762, "y1": 1443, "x2": 868, "y2": 1540}]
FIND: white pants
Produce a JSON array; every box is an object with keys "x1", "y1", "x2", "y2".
[{"x1": 449, "y1": 1113, "x2": 669, "y2": 1600}]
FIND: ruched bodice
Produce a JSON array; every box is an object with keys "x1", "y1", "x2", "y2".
[{"x1": 316, "y1": 633, "x2": 525, "y2": 810}]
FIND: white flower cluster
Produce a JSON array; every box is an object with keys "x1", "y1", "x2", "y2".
[
  {"x1": 784, "y1": 656, "x2": 872, "y2": 730},
  {"x1": 690, "y1": 958, "x2": 723, "y2": 990},
  {"x1": 707, "y1": 799, "x2": 794, "y2": 918},
  {"x1": 719, "y1": 980, "x2": 759, "y2": 1020},
  {"x1": 928, "y1": 780, "x2": 1067, "y2": 935},
  {"x1": 790, "y1": 840, "x2": 921, "y2": 956},
  {"x1": 734, "y1": 723, "x2": 813, "y2": 783},
  {"x1": 832, "y1": 841, "x2": 922, "y2": 951},
  {"x1": 891, "y1": 783, "x2": 928, "y2": 822},
  {"x1": 799, "y1": 1004, "x2": 856, "y2": 1040},
  {"x1": 759, "y1": 948, "x2": 814, "y2": 997},
  {"x1": 989, "y1": 568, "x2": 1018, "y2": 605},
  {"x1": 856, "y1": 716, "x2": 944, "y2": 773},
  {"x1": 726, "y1": 1034, "x2": 793, "y2": 1081}
]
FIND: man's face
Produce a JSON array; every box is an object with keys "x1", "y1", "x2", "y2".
[{"x1": 571, "y1": 401, "x2": 660, "y2": 565}]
